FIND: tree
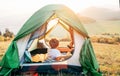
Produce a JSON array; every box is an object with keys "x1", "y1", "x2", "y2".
[
  {"x1": 0, "y1": 31, "x2": 1, "y2": 35},
  {"x1": 3, "y1": 28, "x2": 14, "y2": 38}
]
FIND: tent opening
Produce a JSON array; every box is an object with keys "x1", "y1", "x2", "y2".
[{"x1": 26, "y1": 18, "x2": 75, "y2": 63}]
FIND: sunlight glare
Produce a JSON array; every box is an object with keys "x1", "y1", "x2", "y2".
[{"x1": 47, "y1": 18, "x2": 59, "y2": 32}]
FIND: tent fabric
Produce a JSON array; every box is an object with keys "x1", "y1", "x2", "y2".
[
  {"x1": 69, "y1": 30, "x2": 84, "y2": 66},
  {"x1": 17, "y1": 34, "x2": 31, "y2": 60},
  {"x1": 0, "y1": 4, "x2": 101, "y2": 76},
  {"x1": 0, "y1": 42, "x2": 19, "y2": 76},
  {"x1": 0, "y1": 68, "x2": 13, "y2": 76},
  {"x1": 80, "y1": 39, "x2": 102, "y2": 76},
  {"x1": 30, "y1": 24, "x2": 47, "y2": 40},
  {"x1": 14, "y1": 4, "x2": 88, "y2": 41}
]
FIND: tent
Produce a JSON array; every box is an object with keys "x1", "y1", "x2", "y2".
[{"x1": 0, "y1": 4, "x2": 101, "y2": 76}]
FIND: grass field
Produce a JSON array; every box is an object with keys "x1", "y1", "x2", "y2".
[
  {"x1": 92, "y1": 42, "x2": 120, "y2": 76},
  {"x1": 0, "y1": 40, "x2": 120, "y2": 75},
  {"x1": 0, "y1": 41, "x2": 11, "y2": 60}
]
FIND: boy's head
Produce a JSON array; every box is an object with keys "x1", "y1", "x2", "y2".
[{"x1": 49, "y1": 38, "x2": 59, "y2": 48}]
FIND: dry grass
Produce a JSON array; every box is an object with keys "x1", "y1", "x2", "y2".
[
  {"x1": 0, "y1": 41, "x2": 11, "y2": 60},
  {"x1": 0, "y1": 40, "x2": 120, "y2": 75},
  {"x1": 92, "y1": 42, "x2": 120, "y2": 76}
]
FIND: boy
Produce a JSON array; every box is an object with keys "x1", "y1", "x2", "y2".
[{"x1": 48, "y1": 38, "x2": 71, "y2": 61}]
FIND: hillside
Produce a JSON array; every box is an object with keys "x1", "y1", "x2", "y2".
[
  {"x1": 82, "y1": 20, "x2": 120, "y2": 35},
  {"x1": 77, "y1": 14, "x2": 96, "y2": 24}
]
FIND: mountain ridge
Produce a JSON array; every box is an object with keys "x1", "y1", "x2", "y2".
[{"x1": 79, "y1": 7, "x2": 120, "y2": 20}]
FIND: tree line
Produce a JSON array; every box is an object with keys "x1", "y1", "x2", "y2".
[
  {"x1": 0, "y1": 28, "x2": 14, "y2": 41},
  {"x1": 0, "y1": 28, "x2": 14, "y2": 38}
]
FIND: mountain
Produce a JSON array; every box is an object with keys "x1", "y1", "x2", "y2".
[
  {"x1": 79, "y1": 7, "x2": 120, "y2": 20},
  {"x1": 77, "y1": 14, "x2": 96, "y2": 24}
]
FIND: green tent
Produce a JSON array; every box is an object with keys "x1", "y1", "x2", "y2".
[{"x1": 0, "y1": 4, "x2": 101, "y2": 76}]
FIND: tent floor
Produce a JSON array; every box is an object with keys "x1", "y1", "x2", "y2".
[{"x1": 11, "y1": 65, "x2": 84, "y2": 76}]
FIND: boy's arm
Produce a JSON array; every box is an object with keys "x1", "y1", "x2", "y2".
[{"x1": 55, "y1": 54, "x2": 72, "y2": 61}]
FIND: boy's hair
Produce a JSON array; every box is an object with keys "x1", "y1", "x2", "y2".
[{"x1": 49, "y1": 38, "x2": 59, "y2": 48}]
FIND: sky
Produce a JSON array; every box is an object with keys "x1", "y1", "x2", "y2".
[{"x1": 0, "y1": 0, "x2": 119, "y2": 34}]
